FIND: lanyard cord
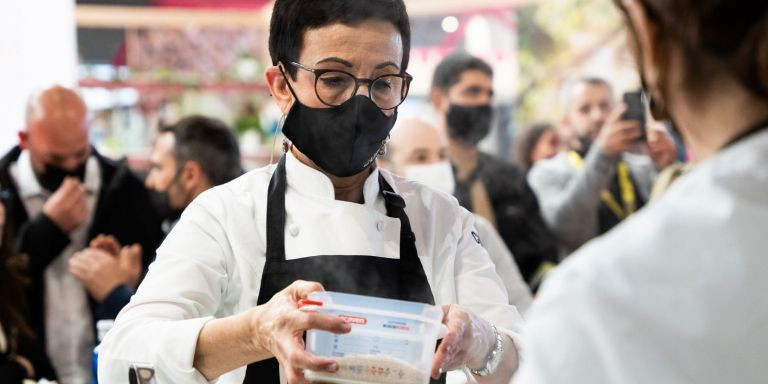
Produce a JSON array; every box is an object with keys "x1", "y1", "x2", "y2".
[{"x1": 568, "y1": 151, "x2": 637, "y2": 220}]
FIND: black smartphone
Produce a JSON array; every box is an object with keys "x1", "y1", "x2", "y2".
[{"x1": 621, "y1": 91, "x2": 647, "y2": 142}]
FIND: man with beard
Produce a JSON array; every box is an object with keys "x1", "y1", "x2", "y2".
[
  {"x1": 528, "y1": 77, "x2": 677, "y2": 255},
  {"x1": 71, "y1": 115, "x2": 243, "y2": 331},
  {"x1": 430, "y1": 53, "x2": 559, "y2": 287},
  {"x1": 143, "y1": 115, "x2": 243, "y2": 233},
  {"x1": 0, "y1": 85, "x2": 162, "y2": 383}
]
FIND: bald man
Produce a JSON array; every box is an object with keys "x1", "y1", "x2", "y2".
[
  {"x1": 379, "y1": 118, "x2": 533, "y2": 312},
  {"x1": 0, "y1": 86, "x2": 162, "y2": 383}
]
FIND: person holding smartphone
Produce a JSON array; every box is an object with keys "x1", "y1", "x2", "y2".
[{"x1": 527, "y1": 77, "x2": 677, "y2": 256}]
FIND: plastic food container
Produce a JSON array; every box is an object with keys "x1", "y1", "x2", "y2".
[{"x1": 300, "y1": 291, "x2": 447, "y2": 384}]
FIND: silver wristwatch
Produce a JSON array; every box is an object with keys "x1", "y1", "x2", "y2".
[{"x1": 469, "y1": 324, "x2": 504, "y2": 377}]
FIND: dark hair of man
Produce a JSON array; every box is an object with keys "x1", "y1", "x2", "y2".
[
  {"x1": 268, "y1": 0, "x2": 411, "y2": 80},
  {"x1": 431, "y1": 53, "x2": 493, "y2": 92},
  {"x1": 515, "y1": 122, "x2": 556, "y2": 172},
  {"x1": 160, "y1": 116, "x2": 243, "y2": 187}
]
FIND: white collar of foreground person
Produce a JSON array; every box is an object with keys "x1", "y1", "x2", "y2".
[{"x1": 97, "y1": 149, "x2": 524, "y2": 384}]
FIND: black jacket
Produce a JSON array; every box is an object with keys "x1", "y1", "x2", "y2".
[
  {"x1": 0, "y1": 146, "x2": 163, "y2": 380},
  {"x1": 0, "y1": 326, "x2": 50, "y2": 384},
  {"x1": 454, "y1": 152, "x2": 559, "y2": 285},
  {"x1": 0, "y1": 354, "x2": 27, "y2": 384}
]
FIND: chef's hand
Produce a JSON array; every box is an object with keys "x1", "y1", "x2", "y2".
[
  {"x1": 251, "y1": 280, "x2": 352, "y2": 384},
  {"x1": 431, "y1": 305, "x2": 496, "y2": 379}
]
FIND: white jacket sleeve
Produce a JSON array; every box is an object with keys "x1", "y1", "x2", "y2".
[
  {"x1": 452, "y1": 209, "x2": 524, "y2": 347},
  {"x1": 97, "y1": 192, "x2": 233, "y2": 384},
  {"x1": 472, "y1": 215, "x2": 533, "y2": 315}
]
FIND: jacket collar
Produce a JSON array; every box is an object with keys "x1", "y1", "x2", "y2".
[{"x1": 284, "y1": 150, "x2": 389, "y2": 208}]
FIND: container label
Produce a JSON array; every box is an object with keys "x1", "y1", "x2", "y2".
[
  {"x1": 338, "y1": 315, "x2": 368, "y2": 325},
  {"x1": 383, "y1": 320, "x2": 411, "y2": 332}
]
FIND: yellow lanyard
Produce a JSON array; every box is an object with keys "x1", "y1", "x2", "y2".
[{"x1": 568, "y1": 151, "x2": 637, "y2": 220}]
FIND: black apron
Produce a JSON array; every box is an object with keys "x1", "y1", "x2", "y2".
[{"x1": 243, "y1": 155, "x2": 445, "y2": 383}]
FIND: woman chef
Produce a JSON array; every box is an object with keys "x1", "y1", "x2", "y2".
[{"x1": 97, "y1": 1, "x2": 523, "y2": 383}]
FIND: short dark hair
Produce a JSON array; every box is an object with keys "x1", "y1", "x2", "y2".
[
  {"x1": 431, "y1": 53, "x2": 493, "y2": 92},
  {"x1": 269, "y1": 0, "x2": 411, "y2": 79},
  {"x1": 161, "y1": 115, "x2": 243, "y2": 186}
]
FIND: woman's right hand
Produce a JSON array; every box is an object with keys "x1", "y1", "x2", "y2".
[{"x1": 250, "y1": 280, "x2": 351, "y2": 383}]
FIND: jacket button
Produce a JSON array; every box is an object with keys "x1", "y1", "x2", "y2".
[
  {"x1": 289, "y1": 225, "x2": 300, "y2": 237},
  {"x1": 376, "y1": 221, "x2": 385, "y2": 232}
]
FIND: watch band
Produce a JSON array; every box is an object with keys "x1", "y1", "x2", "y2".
[{"x1": 469, "y1": 324, "x2": 504, "y2": 377}]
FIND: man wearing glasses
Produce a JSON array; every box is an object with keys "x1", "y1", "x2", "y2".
[{"x1": 98, "y1": 1, "x2": 523, "y2": 384}]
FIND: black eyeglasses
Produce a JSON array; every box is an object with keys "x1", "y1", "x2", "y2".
[{"x1": 288, "y1": 61, "x2": 412, "y2": 110}]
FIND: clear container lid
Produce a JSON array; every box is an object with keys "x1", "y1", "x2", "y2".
[{"x1": 300, "y1": 291, "x2": 445, "y2": 329}]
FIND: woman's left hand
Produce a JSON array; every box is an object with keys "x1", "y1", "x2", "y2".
[{"x1": 430, "y1": 305, "x2": 496, "y2": 379}]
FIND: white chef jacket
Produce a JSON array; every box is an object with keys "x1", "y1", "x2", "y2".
[
  {"x1": 473, "y1": 215, "x2": 532, "y2": 314},
  {"x1": 514, "y1": 128, "x2": 768, "y2": 383},
  {"x1": 98, "y1": 151, "x2": 523, "y2": 384},
  {"x1": 11, "y1": 150, "x2": 100, "y2": 384}
]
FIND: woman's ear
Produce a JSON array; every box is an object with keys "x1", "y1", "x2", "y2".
[{"x1": 265, "y1": 65, "x2": 294, "y2": 115}]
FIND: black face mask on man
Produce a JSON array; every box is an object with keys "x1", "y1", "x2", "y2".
[
  {"x1": 445, "y1": 104, "x2": 493, "y2": 146},
  {"x1": 280, "y1": 69, "x2": 397, "y2": 178},
  {"x1": 36, "y1": 162, "x2": 87, "y2": 192}
]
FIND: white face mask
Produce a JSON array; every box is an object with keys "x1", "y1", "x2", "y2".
[{"x1": 403, "y1": 161, "x2": 456, "y2": 195}]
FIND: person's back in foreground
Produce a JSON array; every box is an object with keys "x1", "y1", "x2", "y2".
[{"x1": 515, "y1": 0, "x2": 768, "y2": 382}]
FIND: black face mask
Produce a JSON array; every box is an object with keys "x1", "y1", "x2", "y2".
[
  {"x1": 445, "y1": 104, "x2": 493, "y2": 146},
  {"x1": 36, "y1": 162, "x2": 87, "y2": 192},
  {"x1": 282, "y1": 94, "x2": 397, "y2": 178}
]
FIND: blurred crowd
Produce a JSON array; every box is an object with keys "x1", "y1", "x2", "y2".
[
  {"x1": 0, "y1": 59, "x2": 680, "y2": 383},
  {"x1": 1, "y1": 0, "x2": 767, "y2": 382}
]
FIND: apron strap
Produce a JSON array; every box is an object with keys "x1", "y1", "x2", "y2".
[
  {"x1": 379, "y1": 172, "x2": 415, "y2": 241},
  {"x1": 266, "y1": 156, "x2": 418, "y2": 261},
  {"x1": 265, "y1": 155, "x2": 287, "y2": 261}
]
